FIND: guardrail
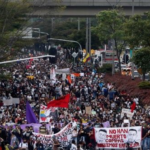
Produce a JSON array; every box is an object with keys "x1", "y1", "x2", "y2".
[{"x1": 31, "y1": 0, "x2": 150, "y2": 7}]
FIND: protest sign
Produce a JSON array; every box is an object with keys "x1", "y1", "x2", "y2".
[
  {"x1": 40, "y1": 105, "x2": 56, "y2": 123},
  {"x1": 85, "y1": 106, "x2": 92, "y2": 114},
  {"x1": 50, "y1": 68, "x2": 56, "y2": 81},
  {"x1": 33, "y1": 123, "x2": 74, "y2": 149},
  {"x1": 56, "y1": 68, "x2": 70, "y2": 74},
  {"x1": 3, "y1": 98, "x2": 20, "y2": 106},
  {"x1": 80, "y1": 73, "x2": 84, "y2": 76},
  {"x1": 94, "y1": 126, "x2": 142, "y2": 149},
  {"x1": 121, "y1": 108, "x2": 134, "y2": 119}
]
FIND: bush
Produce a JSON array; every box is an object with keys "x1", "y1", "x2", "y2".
[
  {"x1": 97, "y1": 64, "x2": 112, "y2": 73},
  {"x1": 138, "y1": 81, "x2": 150, "y2": 89}
]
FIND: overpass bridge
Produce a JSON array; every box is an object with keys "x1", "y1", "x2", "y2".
[{"x1": 30, "y1": 0, "x2": 150, "y2": 17}]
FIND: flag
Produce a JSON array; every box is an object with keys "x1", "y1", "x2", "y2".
[
  {"x1": 47, "y1": 94, "x2": 70, "y2": 108},
  {"x1": 72, "y1": 73, "x2": 80, "y2": 77},
  {"x1": 131, "y1": 101, "x2": 136, "y2": 112},
  {"x1": 67, "y1": 75, "x2": 72, "y2": 84},
  {"x1": 40, "y1": 105, "x2": 56, "y2": 122},
  {"x1": 26, "y1": 101, "x2": 38, "y2": 123},
  {"x1": 83, "y1": 53, "x2": 90, "y2": 63},
  {"x1": 85, "y1": 56, "x2": 91, "y2": 63}
]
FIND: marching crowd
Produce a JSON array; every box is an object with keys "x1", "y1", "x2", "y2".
[{"x1": 0, "y1": 50, "x2": 149, "y2": 150}]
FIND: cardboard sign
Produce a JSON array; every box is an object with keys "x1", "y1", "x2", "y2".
[
  {"x1": 121, "y1": 108, "x2": 134, "y2": 119},
  {"x1": 3, "y1": 98, "x2": 20, "y2": 106},
  {"x1": 86, "y1": 106, "x2": 92, "y2": 114}
]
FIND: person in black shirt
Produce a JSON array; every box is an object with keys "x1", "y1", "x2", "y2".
[
  {"x1": 52, "y1": 124, "x2": 60, "y2": 134},
  {"x1": 35, "y1": 139, "x2": 44, "y2": 150}
]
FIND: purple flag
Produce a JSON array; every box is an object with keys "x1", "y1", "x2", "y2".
[{"x1": 26, "y1": 101, "x2": 38, "y2": 123}]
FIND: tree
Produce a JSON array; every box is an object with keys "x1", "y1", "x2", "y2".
[
  {"x1": 132, "y1": 47, "x2": 150, "y2": 81},
  {"x1": 94, "y1": 9, "x2": 126, "y2": 72},
  {"x1": 124, "y1": 13, "x2": 150, "y2": 49},
  {"x1": 0, "y1": 0, "x2": 64, "y2": 61},
  {"x1": 0, "y1": 0, "x2": 33, "y2": 61}
]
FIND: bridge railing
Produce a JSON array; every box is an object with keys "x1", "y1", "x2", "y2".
[{"x1": 31, "y1": 0, "x2": 150, "y2": 7}]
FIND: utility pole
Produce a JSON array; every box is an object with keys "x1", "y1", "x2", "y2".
[
  {"x1": 78, "y1": 18, "x2": 80, "y2": 31},
  {"x1": 88, "y1": 18, "x2": 91, "y2": 57},
  {"x1": 86, "y1": 18, "x2": 89, "y2": 55},
  {"x1": 86, "y1": 18, "x2": 91, "y2": 58},
  {"x1": 131, "y1": 0, "x2": 135, "y2": 79},
  {"x1": 112, "y1": 39, "x2": 115, "y2": 75}
]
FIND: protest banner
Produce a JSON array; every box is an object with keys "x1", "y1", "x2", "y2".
[
  {"x1": 85, "y1": 106, "x2": 92, "y2": 114},
  {"x1": 94, "y1": 126, "x2": 142, "y2": 149},
  {"x1": 56, "y1": 68, "x2": 70, "y2": 74},
  {"x1": 40, "y1": 105, "x2": 56, "y2": 123},
  {"x1": 121, "y1": 108, "x2": 134, "y2": 119},
  {"x1": 33, "y1": 123, "x2": 74, "y2": 149},
  {"x1": 3, "y1": 98, "x2": 20, "y2": 106}
]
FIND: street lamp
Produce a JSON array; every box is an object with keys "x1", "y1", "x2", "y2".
[{"x1": 48, "y1": 38, "x2": 82, "y2": 52}]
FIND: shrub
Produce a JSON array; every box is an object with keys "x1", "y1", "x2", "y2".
[
  {"x1": 97, "y1": 64, "x2": 112, "y2": 73},
  {"x1": 138, "y1": 81, "x2": 150, "y2": 89}
]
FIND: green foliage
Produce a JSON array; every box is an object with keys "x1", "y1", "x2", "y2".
[
  {"x1": 124, "y1": 13, "x2": 150, "y2": 49},
  {"x1": 138, "y1": 81, "x2": 150, "y2": 89},
  {"x1": 133, "y1": 47, "x2": 150, "y2": 75},
  {"x1": 0, "y1": 0, "x2": 33, "y2": 61},
  {"x1": 94, "y1": 9, "x2": 127, "y2": 72},
  {"x1": 94, "y1": 9, "x2": 125, "y2": 42},
  {"x1": 97, "y1": 64, "x2": 112, "y2": 73}
]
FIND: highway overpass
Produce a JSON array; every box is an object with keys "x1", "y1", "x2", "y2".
[{"x1": 30, "y1": 0, "x2": 150, "y2": 17}]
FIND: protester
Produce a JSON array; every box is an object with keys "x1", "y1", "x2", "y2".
[{"x1": 0, "y1": 50, "x2": 149, "y2": 150}]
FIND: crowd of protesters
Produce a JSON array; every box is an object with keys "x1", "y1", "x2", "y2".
[{"x1": 0, "y1": 48, "x2": 149, "y2": 150}]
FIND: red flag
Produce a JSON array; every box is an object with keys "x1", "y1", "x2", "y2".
[
  {"x1": 131, "y1": 102, "x2": 136, "y2": 112},
  {"x1": 67, "y1": 75, "x2": 72, "y2": 84},
  {"x1": 47, "y1": 94, "x2": 70, "y2": 108}
]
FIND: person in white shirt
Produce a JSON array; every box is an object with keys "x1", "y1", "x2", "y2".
[
  {"x1": 70, "y1": 140, "x2": 77, "y2": 150},
  {"x1": 19, "y1": 139, "x2": 28, "y2": 150}
]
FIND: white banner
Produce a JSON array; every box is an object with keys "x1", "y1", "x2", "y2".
[
  {"x1": 94, "y1": 126, "x2": 142, "y2": 149},
  {"x1": 3, "y1": 98, "x2": 20, "y2": 106},
  {"x1": 33, "y1": 123, "x2": 74, "y2": 149},
  {"x1": 121, "y1": 108, "x2": 134, "y2": 119},
  {"x1": 56, "y1": 68, "x2": 70, "y2": 74}
]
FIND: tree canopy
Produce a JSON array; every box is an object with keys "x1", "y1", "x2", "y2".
[
  {"x1": 124, "y1": 13, "x2": 150, "y2": 49},
  {"x1": 0, "y1": 0, "x2": 32, "y2": 61},
  {"x1": 132, "y1": 47, "x2": 150, "y2": 80},
  {"x1": 94, "y1": 9, "x2": 126, "y2": 71}
]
